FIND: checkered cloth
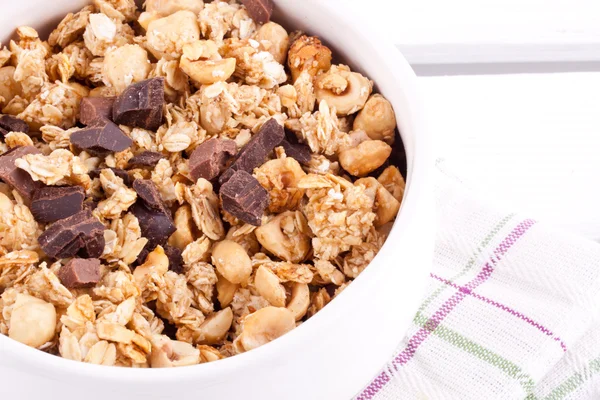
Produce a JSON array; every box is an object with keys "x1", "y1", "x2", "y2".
[{"x1": 355, "y1": 161, "x2": 600, "y2": 399}]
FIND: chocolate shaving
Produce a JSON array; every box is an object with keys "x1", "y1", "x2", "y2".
[
  {"x1": 240, "y1": 0, "x2": 273, "y2": 24},
  {"x1": 79, "y1": 97, "x2": 116, "y2": 126},
  {"x1": 219, "y1": 118, "x2": 284, "y2": 185},
  {"x1": 57, "y1": 258, "x2": 101, "y2": 289},
  {"x1": 112, "y1": 77, "x2": 165, "y2": 131},
  {"x1": 0, "y1": 146, "x2": 42, "y2": 201},
  {"x1": 0, "y1": 115, "x2": 29, "y2": 138},
  {"x1": 38, "y1": 210, "x2": 105, "y2": 259},
  {"x1": 189, "y1": 138, "x2": 237, "y2": 182},
  {"x1": 31, "y1": 186, "x2": 85, "y2": 223},
  {"x1": 70, "y1": 118, "x2": 133, "y2": 154},
  {"x1": 220, "y1": 170, "x2": 269, "y2": 226},
  {"x1": 281, "y1": 129, "x2": 311, "y2": 165},
  {"x1": 132, "y1": 179, "x2": 166, "y2": 212},
  {"x1": 128, "y1": 151, "x2": 165, "y2": 168},
  {"x1": 164, "y1": 245, "x2": 184, "y2": 274}
]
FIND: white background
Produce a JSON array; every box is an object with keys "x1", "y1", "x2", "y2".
[{"x1": 331, "y1": 0, "x2": 600, "y2": 241}]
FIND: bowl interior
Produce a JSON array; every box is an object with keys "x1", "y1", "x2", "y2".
[{"x1": 0, "y1": 1, "x2": 429, "y2": 396}]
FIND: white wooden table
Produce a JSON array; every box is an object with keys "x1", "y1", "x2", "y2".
[{"x1": 335, "y1": 0, "x2": 600, "y2": 241}]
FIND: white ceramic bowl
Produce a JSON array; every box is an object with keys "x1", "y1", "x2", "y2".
[{"x1": 0, "y1": 1, "x2": 432, "y2": 399}]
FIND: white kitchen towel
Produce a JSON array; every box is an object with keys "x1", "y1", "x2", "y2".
[{"x1": 354, "y1": 161, "x2": 600, "y2": 399}]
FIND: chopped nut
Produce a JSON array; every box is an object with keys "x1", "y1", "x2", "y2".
[
  {"x1": 212, "y1": 240, "x2": 252, "y2": 285},
  {"x1": 338, "y1": 140, "x2": 392, "y2": 177},
  {"x1": 287, "y1": 35, "x2": 332, "y2": 82},
  {"x1": 233, "y1": 306, "x2": 295, "y2": 352},
  {"x1": 314, "y1": 65, "x2": 373, "y2": 116},
  {"x1": 103, "y1": 44, "x2": 151, "y2": 93},
  {"x1": 146, "y1": 11, "x2": 200, "y2": 60},
  {"x1": 150, "y1": 335, "x2": 200, "y2": 367},
  {"x1": 8, "y1": 294, "x2": 56, "y2": 348},
  {"x1": 254, "y1": 22, "x2": 289, "y2": 65},
  {"x1": 353, "y1": 94, "x2": 397, "y2": 144},
  {"x1": 254, "y1": 266, "x2": 286, "y2": 307},
  {"x1": 254, "y1": 157, "x2": 306, "y2": 213},
  {"x1": 255, "y1": 211, "x2": 311, "y2": 263},
  {"x1": 378, "y1": 166, "x2": 405, "y2": 203},
  {"x1": 286, "y1": 282, "x2": 310, "y2": 321}
]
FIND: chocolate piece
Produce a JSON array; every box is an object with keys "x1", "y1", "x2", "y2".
[
  {"x1": 0, "y1": 146, "x2": 42, "y2": 201},
  {"x1": 220, "y1": 170, "x2": 269, "y2": 226},
  {"x1": 164, "y1": 245, "x2": 184, "y2": 274},
  {"x1": 131, "y1": 201, "x2": 176, "y2": 250},
  {"x1": 112, "y1": 77, "x2": 165, "y2": 131},
  {"x1": 189, "y1": 138, "x2": 237, "y2": 182},
  {"x1": 0, "y1": 115, "x2": 29, "y2": 138},
  {"x1": 70, "y1": 118, "x2": 133, "y2": 154},
  {"x1": 79, "y1": 97, "x2": 116, "y2": 126},
  {"x1": 38, "y1": 210, "x2": 105, "y2": 259},
  {"x1": 281, "y1": 130, "x2": 311, "y2": 165},
  {"x1": 132, "y1": 179, "x2": 165, "y2": 212},
  {"x1": 89, "y1": 168, "x2": 131, "y2": 186},
  {"x1": 128, "y1": 151, "x2": 165, "y2": 168},
  {"x1": 241, "y1": 0, "x2": 273, "y2": 24},
  {"x1": 57, "y1": 258, "x2": 101, "y2": 288},
  {"x1": 219, "y1": 118, "x2": 284, "y2": 185},
  {"x1": 31, "y1": 186, "x2": 85, "y2": 223}
]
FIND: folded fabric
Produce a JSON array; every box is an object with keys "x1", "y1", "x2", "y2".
[{"x1": 354, "y1": 161, "x2": 600, "y2": 399}]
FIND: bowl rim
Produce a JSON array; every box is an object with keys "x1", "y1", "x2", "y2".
[{"x1": 0, "y1": 0, "x2": 430, "y2": 383}]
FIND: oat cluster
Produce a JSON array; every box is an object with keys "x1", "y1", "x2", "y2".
[{"x1": 0, "y1": 0, "x2": 405, "y2": 367}]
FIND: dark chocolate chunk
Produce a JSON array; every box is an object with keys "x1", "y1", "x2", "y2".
[
  {"x1": 0, "y1": 115, "x2": 29, "y2": 138},
  {"x1": 281, "y1": 129, "x2": 311, "y2": 165},
  {"x1": 131, "y1": 201, "x2": 176, "y2": 250},
  {"x1": 79, "y1": 97, "x2": 116, "y2": 126},
  {"x1": 58, "y1": 258, "x2": 101, "y2": 289},
  {"x1": 189, "y1": 138, "x2": 237, "y2": 182},
  {"x1": 128, "y1": 151, "x2": 165, "y2": 168},
  {"x1": 240, "y1": 0, "x2": 273, "y2": 24},
  {"x1": 219, "y1": 118, "x2": 284, "y2": 185},
  {"x1": 31, "y1": 186, "x2": 85, "y2": 223},
  {"x1": 38, "y1": 210, "x2": 105, "y2": 259},
  {"x1": 0, "y1": 146, "x2": 42, "y2": 201},
  {"x1": 89, "y1": 168, "x2": 131, "y2": 186},
  {"x1": 70, "y1": 118, "x2": 132, "y2": 154},
  {"x1": 132, "y1": 179, "x2": 165, "y2": 212},
  {"x1": 220, "y1": 170, "x2": 269, "y2": 226},
  {"x1": 164, "y1": 245, "x2": 184, "y2": 274},
  {"x1": 112, "y1": 77, "x2": 165, "y2": 131}
]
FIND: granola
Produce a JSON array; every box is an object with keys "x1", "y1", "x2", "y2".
[{"x1": 0, "y1": 0, "x2": 405, "y2": 367}]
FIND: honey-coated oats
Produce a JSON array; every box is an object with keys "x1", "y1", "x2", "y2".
[{"x1": 0, "y1": 0, "x2": 406, "y2": 367}]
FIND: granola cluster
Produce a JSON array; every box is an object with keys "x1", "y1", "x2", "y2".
[{"x1": 0, "y1": 0, "x2": 405, "y2": 368}]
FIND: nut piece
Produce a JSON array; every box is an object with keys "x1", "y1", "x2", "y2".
[
  {"x1": 196, "y1": 307, "x2": 234, "y2": 344},
  {"x1": 254, "y1": 265, "x2": 286, "y2": 307},
  {"x1": 146, "y1": 11, "x2": 200, "y2": 60},
  {"x1": 314, "y1": 65, "x2": 372, "y2": 116},
  {"x1": 9, "y1": 294, "x2": 57, "y2": 348},
  {"x1": 234, "y1": 306, "x2": 295, "y2": 352},
  {"x1": 167, "y1": 205, "x2": 194, "y2": 251},
  {"x1": 353, "y1": 94, "x2": 396, "y2": 144},
  {"x1": 355, "y1": 177, "x2": 401, "y2": 227},
  {"x1": 288, "y1": 35, "x2": 332, "y2": 82},
  {"x1": 254, "y1": 22, "x2": 289, "y2": 64},
  {"x1": 212, "y1": 240, "x2": 252, "y2": 285},
  {"x1": 150, "y1": 336, "x2": 200, "y2": 368},
  {"x1": 180, "y1": 57, "x2": 236, "y2": 85},
  {"x1": 133, "y1": 245, "x2": 169, "y2": 285},
  {"x1": 286, "y1": 282, "x2": 310, "y2": 321},
  {"x1": 338, "y1": 140, "x2": 392, "y2": 177},
  {"x1": 377, "y1": 166, "x2": 405, "y2": 203},
  {"x1": 216, "y1": 271, "x2": 240, "y2": 307},
  {"x1": 254, "y1": 211, "x2": 311, "y2": 263},
  {"x1": 102, "y1": 44, "x2": 151, "y2": 94}
]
